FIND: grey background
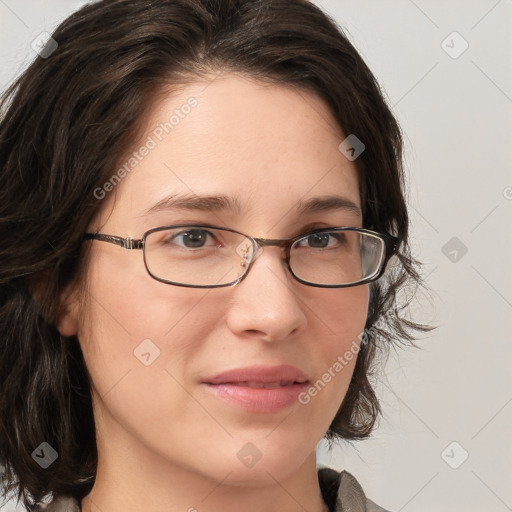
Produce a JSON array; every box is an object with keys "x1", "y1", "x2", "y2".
[{"x1": 1, "y1": 1, "x2": 511, "y2": 511}]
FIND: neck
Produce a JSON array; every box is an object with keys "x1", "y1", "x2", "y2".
[{"x1": 81, "y1": 413, "x2": 329, "y2": 512}]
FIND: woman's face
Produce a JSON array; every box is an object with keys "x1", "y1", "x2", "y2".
[{"x1": 62, "y1": 74, "x2": 369, "y2": 485}]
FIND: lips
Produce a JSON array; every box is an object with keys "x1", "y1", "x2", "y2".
[
  {"x1": 230, "y1": 380, "x2": 305, "y2": 388},
  {"x1": 201, "y1": 365, "x2": 310, "y2": 413},
  {"x1": 202, "y1": 364, "x2": 310, "y2": 386}
]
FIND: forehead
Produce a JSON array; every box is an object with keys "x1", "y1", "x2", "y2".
[{"x1": 94, "y1": 74, "x2": 361, "y2": 231}]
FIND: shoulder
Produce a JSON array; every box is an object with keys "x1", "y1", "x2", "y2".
[
  {"x1": 366, "y1": 497, "x2": 393, "y2": 512},
  {"x1": 318, "y1": 466, "x2": 393, "y2": 512}
]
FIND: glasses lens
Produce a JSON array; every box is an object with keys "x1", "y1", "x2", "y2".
[
  {"x1": 290, "y1": 229, "x2": 385, "y2": 286},
  {"x1": 144, "y1": 227, "x2": 252, "y2": 286}
]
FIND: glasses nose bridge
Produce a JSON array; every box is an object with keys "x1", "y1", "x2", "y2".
[
  {"x1": 253, "y1": 237, "x2": 289, "y2": 249},
  {"x1": 245, "y1": 236, "x2": 291, "y2": 266}
]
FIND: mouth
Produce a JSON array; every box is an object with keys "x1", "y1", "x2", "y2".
[
  {"x1": 202, "y1": 363, "x2": 310, "y2": 386},
  {"x1": 201, "y1": 365, "x2": 310, "y2": 413},
  {"x1": 202, "y1": 381, "x2": 310, "y2": 413},
  {"x1": 212, "y1": 379, "x2": 309, "y2": 388}
]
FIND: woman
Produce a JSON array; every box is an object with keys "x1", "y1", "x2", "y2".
[{"x1": 0, "y1": 1, "x2": 429, "y2": 511}]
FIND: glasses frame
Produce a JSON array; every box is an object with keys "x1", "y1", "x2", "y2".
[{"x1": 84, "y1": 224, "x2": 398, "y2": 289}]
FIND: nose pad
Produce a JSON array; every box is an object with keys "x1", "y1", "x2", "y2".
[{"x1": 235, "y1": 239, "x2": 263, "y2": 268}]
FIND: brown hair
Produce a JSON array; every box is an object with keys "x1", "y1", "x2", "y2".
[{"x1": 0, "y1": 0, "x2": 430, "y2": 509}]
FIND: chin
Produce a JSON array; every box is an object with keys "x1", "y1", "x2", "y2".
[
  {"x1": 220, "y1": 460, "x2": 305, "y2": 487},
  {"x1": 195, "y1": 436, "x2": 313, "y2": 486}
]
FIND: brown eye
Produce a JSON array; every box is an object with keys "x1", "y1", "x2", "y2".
[
  {"x1": 296, "y1": 231, "x2": 344, "y2": 249},
  {"x1": 168, "y1": 229, "x2": 218, "y2": 249}
]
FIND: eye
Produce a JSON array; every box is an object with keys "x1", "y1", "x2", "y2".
[
  {"x1": 295, "y1": 231, "x2": 345, "y2": 249},
  {"x1": 170, "y1": 229, "x2": 219, "y2": 249}
]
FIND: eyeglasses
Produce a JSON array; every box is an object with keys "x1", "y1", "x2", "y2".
[{"x1": 84, "y1": 225, "x2": 398, "y2": 288}]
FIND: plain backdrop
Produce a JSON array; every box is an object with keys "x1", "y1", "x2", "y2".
[{"x1": 1, "y1": 1, "x2": 511, "y2": 511}]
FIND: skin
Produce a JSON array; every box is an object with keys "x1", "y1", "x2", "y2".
[{"x1": 58, "y1": 73, "x2": 369, "y2": 512}]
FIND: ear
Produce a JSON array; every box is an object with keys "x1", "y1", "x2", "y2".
[
  {"x1": 56, "y1": 284, "x2": 80, "y2": 337},
  {"x1": 31, "y1": 270, "x2": 81, "y2": 337}
]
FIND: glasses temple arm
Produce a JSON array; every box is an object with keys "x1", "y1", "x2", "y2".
[{"x1": 83, "y1": 233, "x2": 143, "y2": 250}]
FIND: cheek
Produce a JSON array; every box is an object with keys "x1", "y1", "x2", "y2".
[
  {"x1": 300, "y1": 285, "x2": 369, "y2": 416},
  {"x1": 76, "y1": 258, "x2": 229, "y2": 461},
  {"x1": 76, "y1": 254, "x2": 222, "y2": 404},
  {"x1": 312, "y1": 284, "x2": 369, "y2": 350}
]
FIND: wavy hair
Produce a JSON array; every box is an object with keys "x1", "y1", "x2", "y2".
[{"x1": 0, "y1": 0, "x2": 430, "y2": 509}]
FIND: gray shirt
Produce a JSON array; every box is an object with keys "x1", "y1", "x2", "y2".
[{"x1": 318, "y1": 466, "x2": 391, "y2": 512}]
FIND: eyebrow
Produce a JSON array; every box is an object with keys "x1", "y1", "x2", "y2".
[
  {"x1": 142, "y1": 193, "x2": 361, "y2": 217},
  {"x1": 296, "y1": 195, "x2": 361, "y2": 217},
  {"x1": 142, "y1": 194, "x2": 242, "y2": 216}
]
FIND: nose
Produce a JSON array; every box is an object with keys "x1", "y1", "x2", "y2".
[{"x1": 226, "y1": 247, "x2": 308, "y2": 342}]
